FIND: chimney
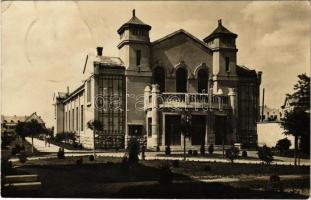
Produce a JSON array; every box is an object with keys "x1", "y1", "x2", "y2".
[
  {"x1": 96, "y1": 47, "x2": 103, "y2": 56},
  {"x1": 218, "y1": 19, "x2": 222, "y2": 26},
  {"x1": 67, "y1": 86, "x2": 70, "y2": 94},
  {"x1": 132, "y1": 9, "x2": 135, "y2": 17}
]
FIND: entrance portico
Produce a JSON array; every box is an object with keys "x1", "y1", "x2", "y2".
[{"x1": 144, "y1": 84, "x2": 236, "y2": 150}]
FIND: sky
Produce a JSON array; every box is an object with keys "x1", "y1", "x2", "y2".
[{"x1": 1, "y1": 1, "x2": 310, "y2": 127}]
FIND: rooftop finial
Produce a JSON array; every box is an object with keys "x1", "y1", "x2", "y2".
[
  {"x1": 133, "y1": 9, "x2": 135, "y2": 17},
  {"x1": 218, "y1": 19, "x2": 222, "y2": 26}
]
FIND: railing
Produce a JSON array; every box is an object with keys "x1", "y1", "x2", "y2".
[
  {"x1": 94, "y1": 133, "x2": 124, "y2": 149},
  {"x1": 147, "y1": 93, "x2": 229, "y2": 110},
  {"x1": 126, "y1": 135, "x2": 147, "y2": 147}
]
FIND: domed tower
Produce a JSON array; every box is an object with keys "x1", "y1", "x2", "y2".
[
  {"x1": 117, "y1": 9, "x2": 152, "y2": 72},
  {"x1": 203, "y1": 19, "x2": 238, "y2": 94}
]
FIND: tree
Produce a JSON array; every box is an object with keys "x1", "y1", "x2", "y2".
[
  {"x1": 281, "y1": 74, "x2": 310, "y2": 165},
  {"x1": 26, "y1": 119, "x2": 46, "y2": 153},
  {"x1": 258, "y1": 145, "x2": 273, "y2": 165},
  {"x1": 87, "y1": 120, "x2": 103, "y2": 157},
  {"x1": 15, "y1": 120, "x2": 46, "y2": 153},
  {"x1": 281, "y1": 109, "x2": 309, "y2": 163},
  {"x1": 276, "y1": 138, "x2": 291, "y2": 154},
  {"x1": 225, "y1": 146, "x2": 240, "y2": 163},
  {"x1": 15, "y1": 122, "x2": 28, "y2": 145},
  {"x1": 180, "y1": 110, "x2": 192, "y2": 161}
]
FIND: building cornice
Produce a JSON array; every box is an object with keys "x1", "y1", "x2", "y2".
[{"x1": 117, "y1": 40, "x2": 150, "y2": 49}]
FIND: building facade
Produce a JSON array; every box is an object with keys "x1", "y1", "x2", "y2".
[
  {"x1": 54, "y1": 10, "x2": 262, "y2": 150},
  {"x1": 1, "y1": 112, "x2": 46, "y2": 137}
]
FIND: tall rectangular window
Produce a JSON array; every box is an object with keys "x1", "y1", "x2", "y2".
[
  {"x1": 65, "y1": 111, "x2": 67, "y2": 131},
  {"x1": 148, "y1": 118, "x2": 152, "y2": 137},
  {"x1": 136, "y1": 50, "x2": 141, "y2": 66},
  {"x1": 81, "y1": 105, "x2": 84, "y2": 131},
  {"x1": 225, "y1": 57, "x2": 230, "y2": 72},
  {"x1": 76, "y1": 107, "x2": 79, "y2": 131},
  {"x1": 68, "y1": 110, "x2": 70, "y2": 131},
  {"x1": 72, "y1": 109, "x2": 74, "y2": 132},
  {"x1": 87, "y1": 80, "x2": 91, "y2": 102}
]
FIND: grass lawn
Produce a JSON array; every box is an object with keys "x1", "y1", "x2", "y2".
[
  {"x1": 113, "y1": 182, "x2": 307, "y2": 199},
  {"x1": 1, "y1": 137, "x2": 49, "y2": 159},
  {"x1": 2, "y1": 156, "x2": 309, "y2": 198}
]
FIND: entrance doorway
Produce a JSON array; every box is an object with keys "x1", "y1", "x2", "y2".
[
  {"x1": 191, "y1": 115, "x2": 206, "y2": 145},
  {"x1": 215, "y1": 115, "x2": 227, "y2": 145},
  {"x1": 165, "y1": 115, "x2": 181, "y2": 145}
]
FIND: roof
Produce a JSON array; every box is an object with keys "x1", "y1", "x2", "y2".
[
  {"x1": 25, "y1": 112, "x2": 45, "y2": 124},
  {"x1": 236, "y1": 65, "x2": 258, "y2": 78},
  {"x1": 151, "y1": 29, "x2": 212, "y2": 53},
  {"x1": 203, "y1": 19, "x2": 237, "y2": 42},
  {"x1": 117, "y1": 9, "x2": 151, "y2": 34},
  {"x1": 93, "y1": 56, "x2": 125, "y2": 67},
  {"x1": 1, "y1": 115, "x2": 27, "y2": 124},
  {"x1": 1, "y1": 112, "x2": 45, "y2": 124}
]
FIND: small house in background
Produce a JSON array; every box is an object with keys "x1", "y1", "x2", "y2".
[
  {"x1": 259, "y1": 105, "x2": 283, "y2": 122},
  {"x1": 1, "y1": 112, "x2": 46, "y2": 137}
]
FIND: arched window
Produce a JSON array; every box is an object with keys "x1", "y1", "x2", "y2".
[
  {"x1": 176, "y1": 68, "x2": 187, "y2": 92},
  {"x1": 197, "y1": 68, "x2": 208, "y2": 93},
  {"x1": 153, "y1": 67, "x2": 165, "y2": 92}
]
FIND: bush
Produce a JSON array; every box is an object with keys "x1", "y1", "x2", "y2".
[
  {"x1": 225, "y1": 146, "x2": 240, "y2": 163},
  {"x1": 188, "y1": 150, "x2": 193, "y2": 155},
  {"x1": 128, "y1": 139, "x2": 140, "y2": 164},
  {"x1": 267, "y1": 174, "x2": 283, "y2": 192},
  {"x1": 242, "y1": 150, "x2": 248, "y2": 158},
  {"x1": 12, "y1": 143, "x2": 23, "y2": 155},
  {"x1": 159, "y1": 163, "x2": 173, "y2": 185},
  {"x1": 276, "y1": 138, "x2": 291, "y2": 154},
  {"x1": 208, "y1": 144, "x2": 214, "y2": 155},
  {"x1": 165, "y1": 146, "x2": 171, "y2": 155},
  {"x1": 172, "y1": 160, "x2": 180, "y2": 168},
  {"x1": 1, "y1": 157, "x2": 13, "y2": 175},
  {"x1": 18, "y1": 151, "x2": 27, "y2": 163},
  {"x1": 200, "y1": 144, "x2": 205, "y2": 155},
  {"x1": 76, "y1": 158, "x2": 83, "y2": 165},
  {"x1": 55, "y1": 132, "x2": 76, "y2": 143},
  {"x1": 193, "y1": 150, "x2": 198, "y2": 156},
  {"x1": 258, "y1": 145, "x2": 273, "y2": 165},
  {"x1": 89, "y1": 155, "x2": 95, "y2": 161},
  {"x1": 57, "y1": 147, "x2": 65, "y2": 159}
]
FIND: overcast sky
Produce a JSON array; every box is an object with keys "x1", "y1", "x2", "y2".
[{"x1": 2, "y1": 1, "x2": 310, "y2": 127}]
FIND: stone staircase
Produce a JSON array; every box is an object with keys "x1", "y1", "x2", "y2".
[{"x1": 3, "y1": 174, "x2": 42, "y2": 192}]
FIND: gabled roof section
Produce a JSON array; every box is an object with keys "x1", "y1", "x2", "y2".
[
  {"x1": 25, "y1": 112, "x2": 45, "y2": 125},
  {"x1": 151, "y1": 29, "x2": 212, "y2": 53},
  {"x1": 203, "y1": 19, "x2": 237, "y2": 42},
  {"x1": 117, "y1": 9, "x2": 151, "y2": 34}
]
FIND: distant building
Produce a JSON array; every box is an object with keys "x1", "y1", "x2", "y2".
[
  {"x1": 1, "y1": 112, "x2": 45, "y2": 137},
  {"x1": 54, "y1": 10, "x2": 262, "y2": 150},
  {"x1": 259, "y1": 105, "x2": 283, "y2": 122}
]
